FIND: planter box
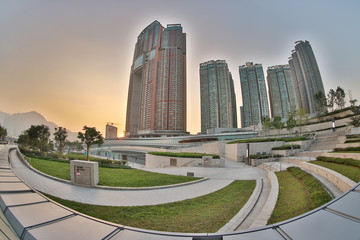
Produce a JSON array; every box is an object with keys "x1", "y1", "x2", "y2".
[
  {"x1": 270, "y1": 148, "x2": 300, "y2": 157},
  {"x1": 225, "y1": 141, "x2": 284, "y2": 162}
]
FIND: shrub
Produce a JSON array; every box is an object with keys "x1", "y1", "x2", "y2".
[
  {"x1": 316, "y1": 156, "x2": 360, "y2": 168},
  {"x1": 249, "y1": 154, "x2": 283, "y2": 159},
  {"x1": 333, "y1": 147, "x2": 360, "y2": 152},
  {"x1": 284, "y1": 137, "x2": 308, "y2": 142},
  {"x1": 272, "y1": 145, "x2": 300, "y2": 150},
  {"x1": 148, "y1": 152, "x2": 220, "y2": 159},
  {"x1": 344, "y1": 139, "x2": 360, "y2": 144},
  {"x1": 228, "y1": 136, "x2": 307, "y2": 144},
  {"x1": 346, "y1": 134, "x2": 360, "y2": 139},
  {"x1": 179, "y1": 138, "x2": 218, "y2": 143}
]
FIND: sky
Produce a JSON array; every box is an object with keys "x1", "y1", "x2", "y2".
[{"x1": 1, "y1": 0, "x2": 359, "y2": 136}]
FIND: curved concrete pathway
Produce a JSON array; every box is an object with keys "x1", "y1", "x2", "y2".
[{"x1": 7, "y1": 147, "x2": 267, "y2": 207}]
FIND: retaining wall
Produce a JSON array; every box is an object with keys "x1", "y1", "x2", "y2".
[{"x1": 225, "y1": 142, "x2": 284, "y2": 162}]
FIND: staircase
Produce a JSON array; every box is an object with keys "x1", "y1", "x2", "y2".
[{"x1": 309, "y1": 129, "x2": 345, "y2": 151}]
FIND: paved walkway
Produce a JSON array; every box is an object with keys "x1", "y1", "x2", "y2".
[{"x1": 6, "y1": 146, "x2": 267, "y2": 207}]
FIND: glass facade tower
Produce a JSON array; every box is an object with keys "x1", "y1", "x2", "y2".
[
  {"x1": 125, "y1": 21, "x2": 187, "y2": 137},
  {"x1": 267, "y1": 65, "x2": 298, "y2": 119},
  {"x1": 239, "y1": 62, "x2": 270, "y2": 128},
  {"x1": 200, "y1": 60, "x2": 237, "y2": 133},
  {"x1": 288, "y1": 40, "x2": 325, "y2": 114}
]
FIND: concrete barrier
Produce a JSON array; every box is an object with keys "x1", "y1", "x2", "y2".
[
  {"x1": 225, "y1": 141, "x2": 285, "y2": 162},
  {"x1": 145, "y1": 154, "x2": 225, "y2": 168},
  {"x1": 251, "y1": 166, "x2": 279, "y2": 228}
]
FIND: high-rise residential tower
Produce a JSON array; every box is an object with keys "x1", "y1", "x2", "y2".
[
  {"x1": 267, "y1": 65, "x2": 298, "y2": 119},
  {"x1": 288, "y1": 40, "x2": 325, "y2": 114},
  {"x1": 239, "y1": 62, "x2": 270, "y2": 128},
  {"x1": 125, "y1": 21, "x2": 187, "y2": 137},
  {"x1": 200, "y1": 60, "x2": 237, "y2": 133}
]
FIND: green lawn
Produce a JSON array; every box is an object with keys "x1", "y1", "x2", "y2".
[
  {"x1": 28, "y1": 157, "x2": 200, "y2": 187},
  {"x1": 45, "y1": 180, "x2": 256, "y2": 233},
  {"x1": 268, "y1": 167, "x2": 331, "y2": 224},
  {"x1": 311, "y1": 161, "x2": 360, "y2": 182}
]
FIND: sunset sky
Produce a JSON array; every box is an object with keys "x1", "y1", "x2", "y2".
[{"x1": 1, "y1": 0, "x2": 359, "y2": 136}]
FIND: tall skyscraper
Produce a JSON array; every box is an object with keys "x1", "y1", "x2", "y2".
[
  {"x1": 267, "y1": 65, "x2": 298, "y2": 119},
  {"x1": 288, "y1": 40, "x2": 325, "y2": 114},
  {"x1": 239, "y1": 62, "x2": 270, "y2": 128},
  {"x1": 200, "y1": 60, "x2": 237, "y2": 133},
  {"x1": 125, "y1": 21, "x2": 187, "y2": 137}
]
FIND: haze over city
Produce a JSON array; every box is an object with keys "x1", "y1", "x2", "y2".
[{"x1": 1, "y1": 0, "x2": 359, "y2": 136}]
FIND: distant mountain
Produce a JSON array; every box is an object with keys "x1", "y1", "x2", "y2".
[
  {"x1": 0, "y1": 111, "x2": 78, "y2": 141},
  {"x1": 0, "y1": 111, "x2": 10, "y2": 124}
]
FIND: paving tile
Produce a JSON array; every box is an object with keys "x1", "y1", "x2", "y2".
[
  {"x1": 0, "y1": 182, "x2": 31, "y2": 193},
  {"x1": 111, "y1": 229, "x2": 193, "y2": 240},
  {"x1": 5, "y1": 202, "x2": 73, "y2": 237},
  {"x1": 23, "y1": 215, "x2": 117, "y2": 240},
  {"x1": 0, "y1": 192, "x2": 47, "y2": 211}
]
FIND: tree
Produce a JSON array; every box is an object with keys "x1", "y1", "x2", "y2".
[
  {"x1": 262, "y1": 117, "x2": 272, "y2": 136},
  {"x1": 314, "y1": 91, "x2": 327, "y2": 113},
  {"x1": 17, "y1": 132, "x2": 30, "y2": 147},
  {"x1": 327, "y1": 89, "x2": 336, "y2": 112},
  {"x1": 296, "y1": 108, "x2": 308, "y2": 134},
  {"x1": 349, "y1": 90, "x2": 358, "y2": 109},
  {"x1": 273, "y1": 116, "x2": 284, "y2": 134},
  {"x1": 0, "y1": 125, "x2": 7, "y2": 141},
  {"x1": 54, "y1": 127, "x2": 67, "y2": 156},
  {"x1": 349, "y1": 94, "x2": 360, "y2": 127},
  {"x1": 65, "y1": 140, "x2": 83, "y2": 151},
  {"x1": 22, "y1": 125, "x2": 52, "y2": 152},
  {"x1": 78, "y1": 126, "x2": 104, "y2": 161},
  {"x1": 286, "y1": 112, "x2": 297, "y2": 133},
  {"x1": 334, "y1": 86, "x2": 346, "y2": 110}
]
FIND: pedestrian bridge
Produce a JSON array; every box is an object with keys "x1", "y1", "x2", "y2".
[{"x1": 1, "y1": 146, "x2": 359, "y2": 239}]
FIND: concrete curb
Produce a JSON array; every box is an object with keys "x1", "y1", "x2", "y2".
[
  {"x1": 217, "y1": 178, "x2": 263, "y2": 232},
  {"x1": 14, "y1": 149, "x2": 209, "y2": 191},
  {"x1": 249, "y1": 166, "x2": 279, "y2": 228},
  {"x1": 282, "y1": 156, "x2": 356, "y2": 193},
  {"x1": 320, "y1": 152, "x2": 360, "y2": 160},
  {"x1": 300, "y1": 161, "x2": 356, "y2": 192}
]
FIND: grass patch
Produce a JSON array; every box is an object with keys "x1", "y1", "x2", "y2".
[
  {"x1": 29, "y1": 157, "x2": 71, "y2": 180},
  {"x1": 228, "y1": 136, "x2": 307, "y2": 144},
  {"x1": 28, "y1": 157, "x2": 200, "y2": 187},
  {"x1": 311, "y1": 161, "x2": 360, "y2": 182},
  {"x1": 148, "y1": 152, "x2": 220, "y2": 159},
  {"x1": 24, "y1": 151, "x2": 129, "y2": 168},
  {"x1": 272, "y1": 145, "x2": 300, "y2": 150},
  {"x1": 268, "y1": 167, "x2": 331, "y2": 224},
  {"x1": 287, "y1": 167, "x2": 332, "y2": 207},
  {"x1": 45, "y1": 180, "x2": 255, "y2": 233}
]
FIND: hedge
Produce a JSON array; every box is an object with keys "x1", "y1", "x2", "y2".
[
  {"x1": 272, "y1": 145, "x2": 300, "y2": 150},
  {"x1": 249, "y1": 154, "x2": 283, "y2": 159},
  {"x1": 316, "y1": 156, "x2": 360, "y2": 168},
  {"x1": 179, "y1": 138, "x2": 218, "y2": 144},
  {"x1": 333, "y1": 147, "x2": 360, "y2": 152},
  {"x1": 228, "y1": 136, "x2": 307, "y2": 144},
  {"x1": 344, "y1": 139, "x2": 360, "y2": 144},
  {"x1": 148, "y1": 152, "x2": 220, "y2": 159}
]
